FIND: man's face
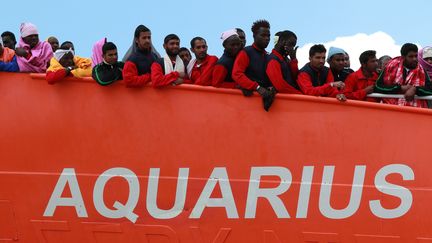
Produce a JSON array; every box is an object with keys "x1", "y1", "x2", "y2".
[
  {"x1": 48, "y1": 37, "x2": 59, "y2": 52},
  {"x1": 59, "y1": 52, "x2": 74, "y2": 67},
  {"x1": 224, "y1": 36, "x2": 241, "y2": 57},
  {"x1": 344, "y1": 54, "x2": 350, "y2": 68},
  {"x1": 62, "y1": 43, "x2": 75, "y2": 51},
  {"x1": 103, "y1": 49, "x2": 118, "y2": 65},
  {"x1": 2, "y1": 36, "x2": 16, "y2": 49},
  {"x1": 254, "y1": 27, "x2": 270, "y2": 50},
  {"x1": 23, "y1": 34, "x2": 39, "y2": 48},
  {"x1": 276, "y1": 36, "x2": 297, "y2": 56},
  {"x1": 363, "y1": 56, "x2": 378, "y2": 73},
  {"x1": 136, "y1": 31, "x2": 151, "y2": 51},
  {"x1": 179, "y1": 50, "x2": 192, "y2": 65},
  {"x1": 237, "y1": 31, "x2": 246, "y2": 48},
  {"x1": 310, "y1": 52, "x2": 326, "y2": 70},
  {"x1": 403, "y1": 51, "x2": 418, "y2": 69},
  {"x1": 329, "y1": 54, "x2": 346, "y2": 72},
  {"x1": 164, "y1": 39, "x2": 180, "y2": 56},
  {"x1": 191, "y1": 39, "x2": 207, "y2": 60}
]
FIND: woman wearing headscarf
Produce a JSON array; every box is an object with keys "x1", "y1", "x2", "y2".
[
  {"x1": 122, "y1": 25, "x2": 159, "y2": 87},
  {"x1": 418, "y1": 46, "x2": 432, "y2": 79},
  {"x1": 46, "y1": 48, "x2": 92, "y2": 84},
  {"x1": 91, "y1": 37, "x2": 107, "y2": 68},
  {"x1": 15, "y1": 23, "x2": 53, "y2": 73}
]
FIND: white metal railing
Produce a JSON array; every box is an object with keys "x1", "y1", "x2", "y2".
[{"x1": 367, "y1": 93, "x2": 432, "y2": 100}]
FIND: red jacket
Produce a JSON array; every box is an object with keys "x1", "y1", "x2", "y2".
[
  {"x1": 344, "y1": 68, "x2": 379, "y2": 101},
  {"x1": 266, "y1": 50, "x2": 301, "y2": 94},
  {"x1": 46, "y1": 69, "x2": 70, "y2": 84},
  {"x1": 212, "y1": 64, "x2": 237, "y2": 89},
  {"x1": 122, "y1": 61, "x2": 151, "y2": 88},
  {"x1": 297, "y1": 65, "x2": 339, "y2": 97},
  {"x1": 150, "y1": 61, "x2": 179, "y2": 88},
  {"x1": 232, "y1": 44, "x2": 266, "y2": 90},
  {"x1": 189, "y1": 55, "x2": 218, "y2": 86}
]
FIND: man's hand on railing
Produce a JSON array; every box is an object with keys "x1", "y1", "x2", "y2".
[
  {"x1": 404, "y1": 86, "x2": 416, "y2": 101},
  {"x1": 364, "y1": 85, "x2": 374, "y2": 94},
  {"x1": 336, "y1": 93, "x2": 347, "y2": 102}
]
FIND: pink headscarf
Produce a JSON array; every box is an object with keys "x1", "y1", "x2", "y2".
[
  {"x1": 418, "y1": 46, "x2": 432, "y2": 78},
  {"x1": 16, "y1": 38, "x2": 53, "y2": 73},
  {"x1": 20, "y1": 22, "x2": 38, "y2": 38},
  {"x1": 91, "y1": 37, "x2": 107, "y2": 68}
]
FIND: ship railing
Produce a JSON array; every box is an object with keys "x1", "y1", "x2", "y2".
[{"x1": 367, "y1": 93, "x2": 432, "y2": 100}]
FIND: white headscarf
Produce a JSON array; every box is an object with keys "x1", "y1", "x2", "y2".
[
  {"x1": 20, "y1": 22, "x2": 38, "y2": 38},
  {"x1": 54, "y1": 49, "x2": 74, "y2": 61},
  {"x1": 220, "y1": 29, "x2": 238, "y2": 43},
  {"x1": 0, "y1": 38, "x2": 3, "y2": 47}
]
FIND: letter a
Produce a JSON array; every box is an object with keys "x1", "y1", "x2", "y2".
[{"x1": 44, "y1": 168, "x2": 88, "y2": 217}]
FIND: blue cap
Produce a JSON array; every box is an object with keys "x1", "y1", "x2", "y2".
[{"x1": 327, "y1": 47, "x2": 346, "y2": 62}]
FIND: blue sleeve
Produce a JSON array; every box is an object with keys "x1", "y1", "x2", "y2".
[{"x1": 0, "y1": 56, "x2": 20, "y2": 72}]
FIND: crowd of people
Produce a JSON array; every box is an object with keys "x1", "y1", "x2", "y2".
[{"x1": 1, "y1": 20, "x2": 432, "y2": 110}]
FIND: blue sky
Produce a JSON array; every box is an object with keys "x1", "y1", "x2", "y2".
[{"x1": 3, "y1": 0, "x2": 430, "y2": 65}]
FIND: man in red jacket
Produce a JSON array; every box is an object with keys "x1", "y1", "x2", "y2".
[
  {"x1": 151, "y1": 34, "x2": 187, "y2": 87},
  {"x1": 212, "y1": 29, "x2": 242, "y2": 88},
  {"x1": 187, "y1": 37, "x2": 218, "y2": 86},
  {"x1": 297, "y1": 44, "x2": 346, "y2": 101},
  {"x1": 232, "y1": 19, "x2": 276, "y2": 111},
  {"x1": 122, "y1": 25, "x2": 158, "y2": 88},
  {"x1": 266, "y1": 30, "x2": 301, "y2": 94},
  {"x1": 343, "y1": 50, "x2": 378, "y2": 101}
]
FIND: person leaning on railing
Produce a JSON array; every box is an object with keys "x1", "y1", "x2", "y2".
[
  {"x1": 374, "y1": 43, "x2": 432, "y2": 108},
  {"x1": 343, "y1": 50, "x2": 379, "y2": 102}
]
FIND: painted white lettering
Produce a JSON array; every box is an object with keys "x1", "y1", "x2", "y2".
[
  {"x1": 93, "y1": 168, "x2": 139, "y2": 223},
  {"x1": 245, "y1": 167, "x2": 291, "y2": 218},
  {"x1": 296, "y1": 166, "x2": 314, "y2": 218},
  {"x1": 43, "y1": 168, "x2": 88, "y2": 217},
  {"x1": 190, "y1": 167, "x2": 238, "y2": 219},
  {"x1": 147, "y1": 168, "x2": 189, "y2": 219},
  {"x1": 369, "y1": 164, "x2": 414, "y2": 219},
  {"x1": 319, "y1": 165, "x2": 366, "y2": 219}
]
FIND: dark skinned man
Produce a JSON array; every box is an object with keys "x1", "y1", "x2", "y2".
[
  {"x1": 15, "y1": 23, "x2": 53, "y2": 73},
  {"x1": 187, "y1": 37, "x2": 218, "y2": 86},
  {"x1": 1, "y1": 31, "x2": 17, "y2": 50},
  {"x1": 92, "y1": 42, "x2": 124, "y2": 86},
  {"x1": 179, "y1": 47, "x2": 192, "y2": 67},
  {"x1": 122, "y1": 25, "x2": 158, "y2": 88},
  {"x1": 375, "y1": 43, "x2": 432, "y2": 108},
  {"x1": 212, "y1": 29, "x2": 242, "y2": 88},
  {"x1": 266, "y1": 30, "x2": 301, "y2": 94},
  {"x1": 46, "y1": 47, "x2": 92, "y2": 84},
  {"x1": 151, "y1": 34, "x2": 187, "y2": 87},
  {"x1": 344, "y1": 50, "x2": 379, "y2": 101},
  {"x1": 327, "y1": 47, "x2": 351, "y2": 82},
  {"x1": 236, "y1": 28, "x2": 246, "y2": 49},
  {"x1": 232, "y1": 19, "x2": 276, "y2": 111}
]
